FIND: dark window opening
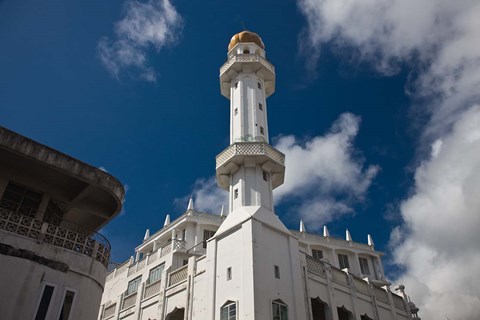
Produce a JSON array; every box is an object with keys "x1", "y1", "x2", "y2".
[
  {"x1": 203, "y1": 230, "x2": 215, "y2": 249},
  {"x1": 58, "y1": 290, "x2": 75, "y2": 320},
  {"x1": 243, "y1": 49, "x2": 250, "y2": 54},
  {"x1": 234, "y1": 189, "x2": 238, "y2": 199},
  {"x1": 0, "y1": 182, "x2": 43, "y2": 218},
  {"x1": 338, "y1": 254, "x2": 350, "y2": 269},
  {"x1": 227, "y1": 267, "x2": 232, "y2": 281},
  {"x1": 263, "y1": 171, "x2": 268, "y2": 182},
  {"x1": 259, "y1": 103, "x2": 263, "y2": 110},
  {"x1": 257, "y1": 82, "x2": 262, "y2": 89},
  {"x1": 312, "y1": 249, "x2": 323, "y2": 260},
  {"x1": 34, "y1": 285, "x2": 55, "y2": 320},
  {"x1": 260, "y1": 126, "x2": 265, "y2": 135},
  {"x1": 274, "y1": 265, "x2": 280, "y2": 279}
]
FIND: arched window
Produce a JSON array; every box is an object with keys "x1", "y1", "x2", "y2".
[
  {"x1": 243, "y1": 47, "x2": 250, "y2": 54},
  {"x1": 272, "y1": 299, "x2": 288, "y2": 320},
  {"x1": 220, "y1": 300, "x2": 237, "y2": 320}
]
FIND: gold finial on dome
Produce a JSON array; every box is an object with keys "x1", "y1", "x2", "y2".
[{"x1": 228, "y1": 31, "x2": 265, "y2": 51}]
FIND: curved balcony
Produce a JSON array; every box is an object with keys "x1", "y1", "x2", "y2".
[
  {"x1": 219, "y1": 53, "x2": 276, "y2": 98},
  {"x1": 0, "y1": 207, "x2": 111, "y2": 267},
  {"x1": 216, "y1": 142, "x2": 285, "y2": 190}
]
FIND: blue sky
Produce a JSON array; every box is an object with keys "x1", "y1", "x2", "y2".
[{"x1": 2, "y1": 1, "x2": 480, "y2": 318}]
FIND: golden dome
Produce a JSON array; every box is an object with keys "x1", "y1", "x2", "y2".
[{"x1": 228, "y1": 31, "x2": 265, "y2": 51}]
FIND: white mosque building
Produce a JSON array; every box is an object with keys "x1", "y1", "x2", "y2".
[{"x1": 98, "y1": 31, "x2": 421, "y2": 320}]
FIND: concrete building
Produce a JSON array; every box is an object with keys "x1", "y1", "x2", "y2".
[
  {"x1": 0, "y1": 126, "x2": 125, "y2": 320},
  {"x1": 99, "y1": 31, "x2": 421, "y2": 320}
]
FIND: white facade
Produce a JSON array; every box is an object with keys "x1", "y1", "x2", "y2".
[
  {"x1": 0, "y1": 126, "x2": 125, "y2": 320},
  {"x1": 99, "y1": 31, "x2": 420, "y2": 320}
]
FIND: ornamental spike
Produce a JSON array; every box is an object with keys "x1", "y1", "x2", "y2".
[
  {"x1": 368, "y1": 234, "x2": 374, "y2": 247},
  {"x1": 323, "y1": 225, "x2": 330, "y2": 237},
  {"x1": 164, "y1": 214, "x2": 171, "y2": 226},
  {"x1": 187, "y1": 197, "x2": 194, "y2": 211},
  {"x1": 346, "y1": 229, "x2": 352, "y2": 242},
  {"x1": 144, "y1": 228, "x2": 150, "y2": 240},
  {"x1": 299, "y1": 219, "x2": 306, "y2": 233}
]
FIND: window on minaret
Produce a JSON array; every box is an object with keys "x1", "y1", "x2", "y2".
[
  {"x1": 234, "y1": 188, "x2": 238, "y2": 199},
  {"x1": 220, "y1": 301, "x2": 237, "y2": 320},
  {"x1": 259, "y1": 103, "x2": 263, "y2": 111},
  {"x1": 338, "y1": 254, "x2": 350, "y2": 270},
  {"x1": 274, "y1": 265, "x2": 280, "y2": 279},
  {"x1": 234, "y1": 108, "x2": 238, "y2": 115},
  {"x1": 272, "y1": 300, "x2": 288, "y2": 320},
  {"x1": 312, "y1": 249, "x2": 323, "y2": 260},
  {"x1": 359, "y1": 257, "x2": 370, "y2": 275},
  {"x1": 263, "y1": 171, "x2": 268, "y2": 181},
  {"x1": 234, "y1": 82, "x2": 238, "y2": 89},
  {"x1": 227, "y1": 267, "x2": 232, "y2": 281},
  {"x1": 258, "y1": 82, "x2": 262, "y2": 89},
  {"x1": 260, "y1": 126, "x2": 265, "y2": 135}
]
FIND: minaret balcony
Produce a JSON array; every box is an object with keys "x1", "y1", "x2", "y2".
[
  {"x1": 219, "y1": 53, "x2": 276, "y2": 98},
  {"x1": 216, "y1": 142, "x2": 285, "y2": 190}
]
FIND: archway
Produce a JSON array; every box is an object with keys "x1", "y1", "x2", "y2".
[
  {"x1": 337, "y1": 306, "x2": 353, "y2": 320},
  {"x1": 311, "y1": 297, "x2": 328, "y2": 320},
  {"x1": 165, "y1": 307, "x2": 184, "y2": 320}
]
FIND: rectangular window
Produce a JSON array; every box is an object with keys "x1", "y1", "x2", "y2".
[
  {"x1": 234, "y1": 108, "x2": 238, "y2": 115},
  {"x1": 274, "y1": 265, "x2": 280, "y2": 279},
  {"x1": 257, "y1": 82, "x2": 262, "y2": 89},
  {"x1": 359, "y1": 257, "x2": 370, "y2": 275},
  {"x1": 263, "y1": 171, "x2": 268, "y2": 182},
  {"x1": 34, "y1": 285, "x2": 55, "y2": 320},
  {"x1": 58, "y1": 290, "x2": 75, "y2": 320},
  {"x1": 272, "y1": 300, "x2": 288, "y2": 320},
  {"x1": 338, "y1": 254, "x2": 350, "y2": 270},
  {"x1": 234, "y1": 82, "x2": 238, "y2": 89},
  {"x1": 260, "y1": 126, "x2": 264, "y2": 135},
  {"x1": 182, "y1": 229, "x2": 186, "y2": 240},
  {"x1": 259, "y1": 103, "x2": 263, "y2": 110},
  {"x1": 234, "y1": 188, "x2": 238, "y2": 199},
  {"x1": 148, "y1": 264, "x2": 164, "y2": 284},
  {"x1": 312, "y1": 249, "x2": 323, "y2": 260},
  {"x1": 221, "y1": 301, "x2": 237, "y2": 320},
  {"x1": 126, "y1": 276, "x2": 142, "y2": 295},
  {"x1": 227, "y1": 267, "x2": 232, "y2": 281},
  {"x1": 203, "y1": 229, "x2": 216, "y2": 248},
  {"x1": 0, "y1": 181, "x2": 43, "y2": 218}
]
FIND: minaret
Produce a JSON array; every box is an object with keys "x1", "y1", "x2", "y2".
[
  {"x1": 206, "y1": 31, "x2": 306, "y2": 320},
  {"x1": 216, "y1": 30, "x2": 285, "y2": 215}
]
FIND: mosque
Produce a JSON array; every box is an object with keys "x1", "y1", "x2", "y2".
[{"x1": 98, "y1": 31, "x2": 421, "y2": 320}]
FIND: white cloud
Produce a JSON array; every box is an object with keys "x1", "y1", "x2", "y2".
[
  {"x1": 175, "y1": 177, "x2": 228, "y2": 214},
  {"x1": 394, "y1": 106, "x2": 480, "y2": 319},
  {"x1": 297, "y1": 0, "x2": 480, "y2": 318},
  {"x1": 98, "y1": 0, "x2": 182, "y2": 81},
  {"x1": 274, "y1": 113, "x2": 379, "y2": 229},
  {"x1": 182, "y1": 113, "x2": 378, "y2": 229}
]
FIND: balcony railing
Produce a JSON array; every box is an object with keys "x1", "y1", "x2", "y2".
[
  {"x1": 0, "y1": 207, "x2": 111, "y2": 267},
  {"x1": 143, "y1": 279, "x2": 162, "y2": 299},
  {"x1": 121, "y1": 292, "x2": 137, "y2": 310},
  {"x1": 216, "y1": 142, "x2": 285, "y2": 168},
  {"x1": 303, "y1": 252, "x2": 407, "y2": 312},
  {"x1": 220, "y1": 53, "x2": 275, "y2": 75},
  {"x1": 102, "y1": 303, "x2": 116, "y2": 319},
  {"x1": 168, "y1": 265, "x2": 188, "y2": 286}
]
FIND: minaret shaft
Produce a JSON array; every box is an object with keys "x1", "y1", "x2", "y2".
[
  {"x1": 216, "y1": 40, "x2": 285, "y2": 214},
  {"x1": 230, "y1": 74, "x2": 269, "y2": 144}
]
